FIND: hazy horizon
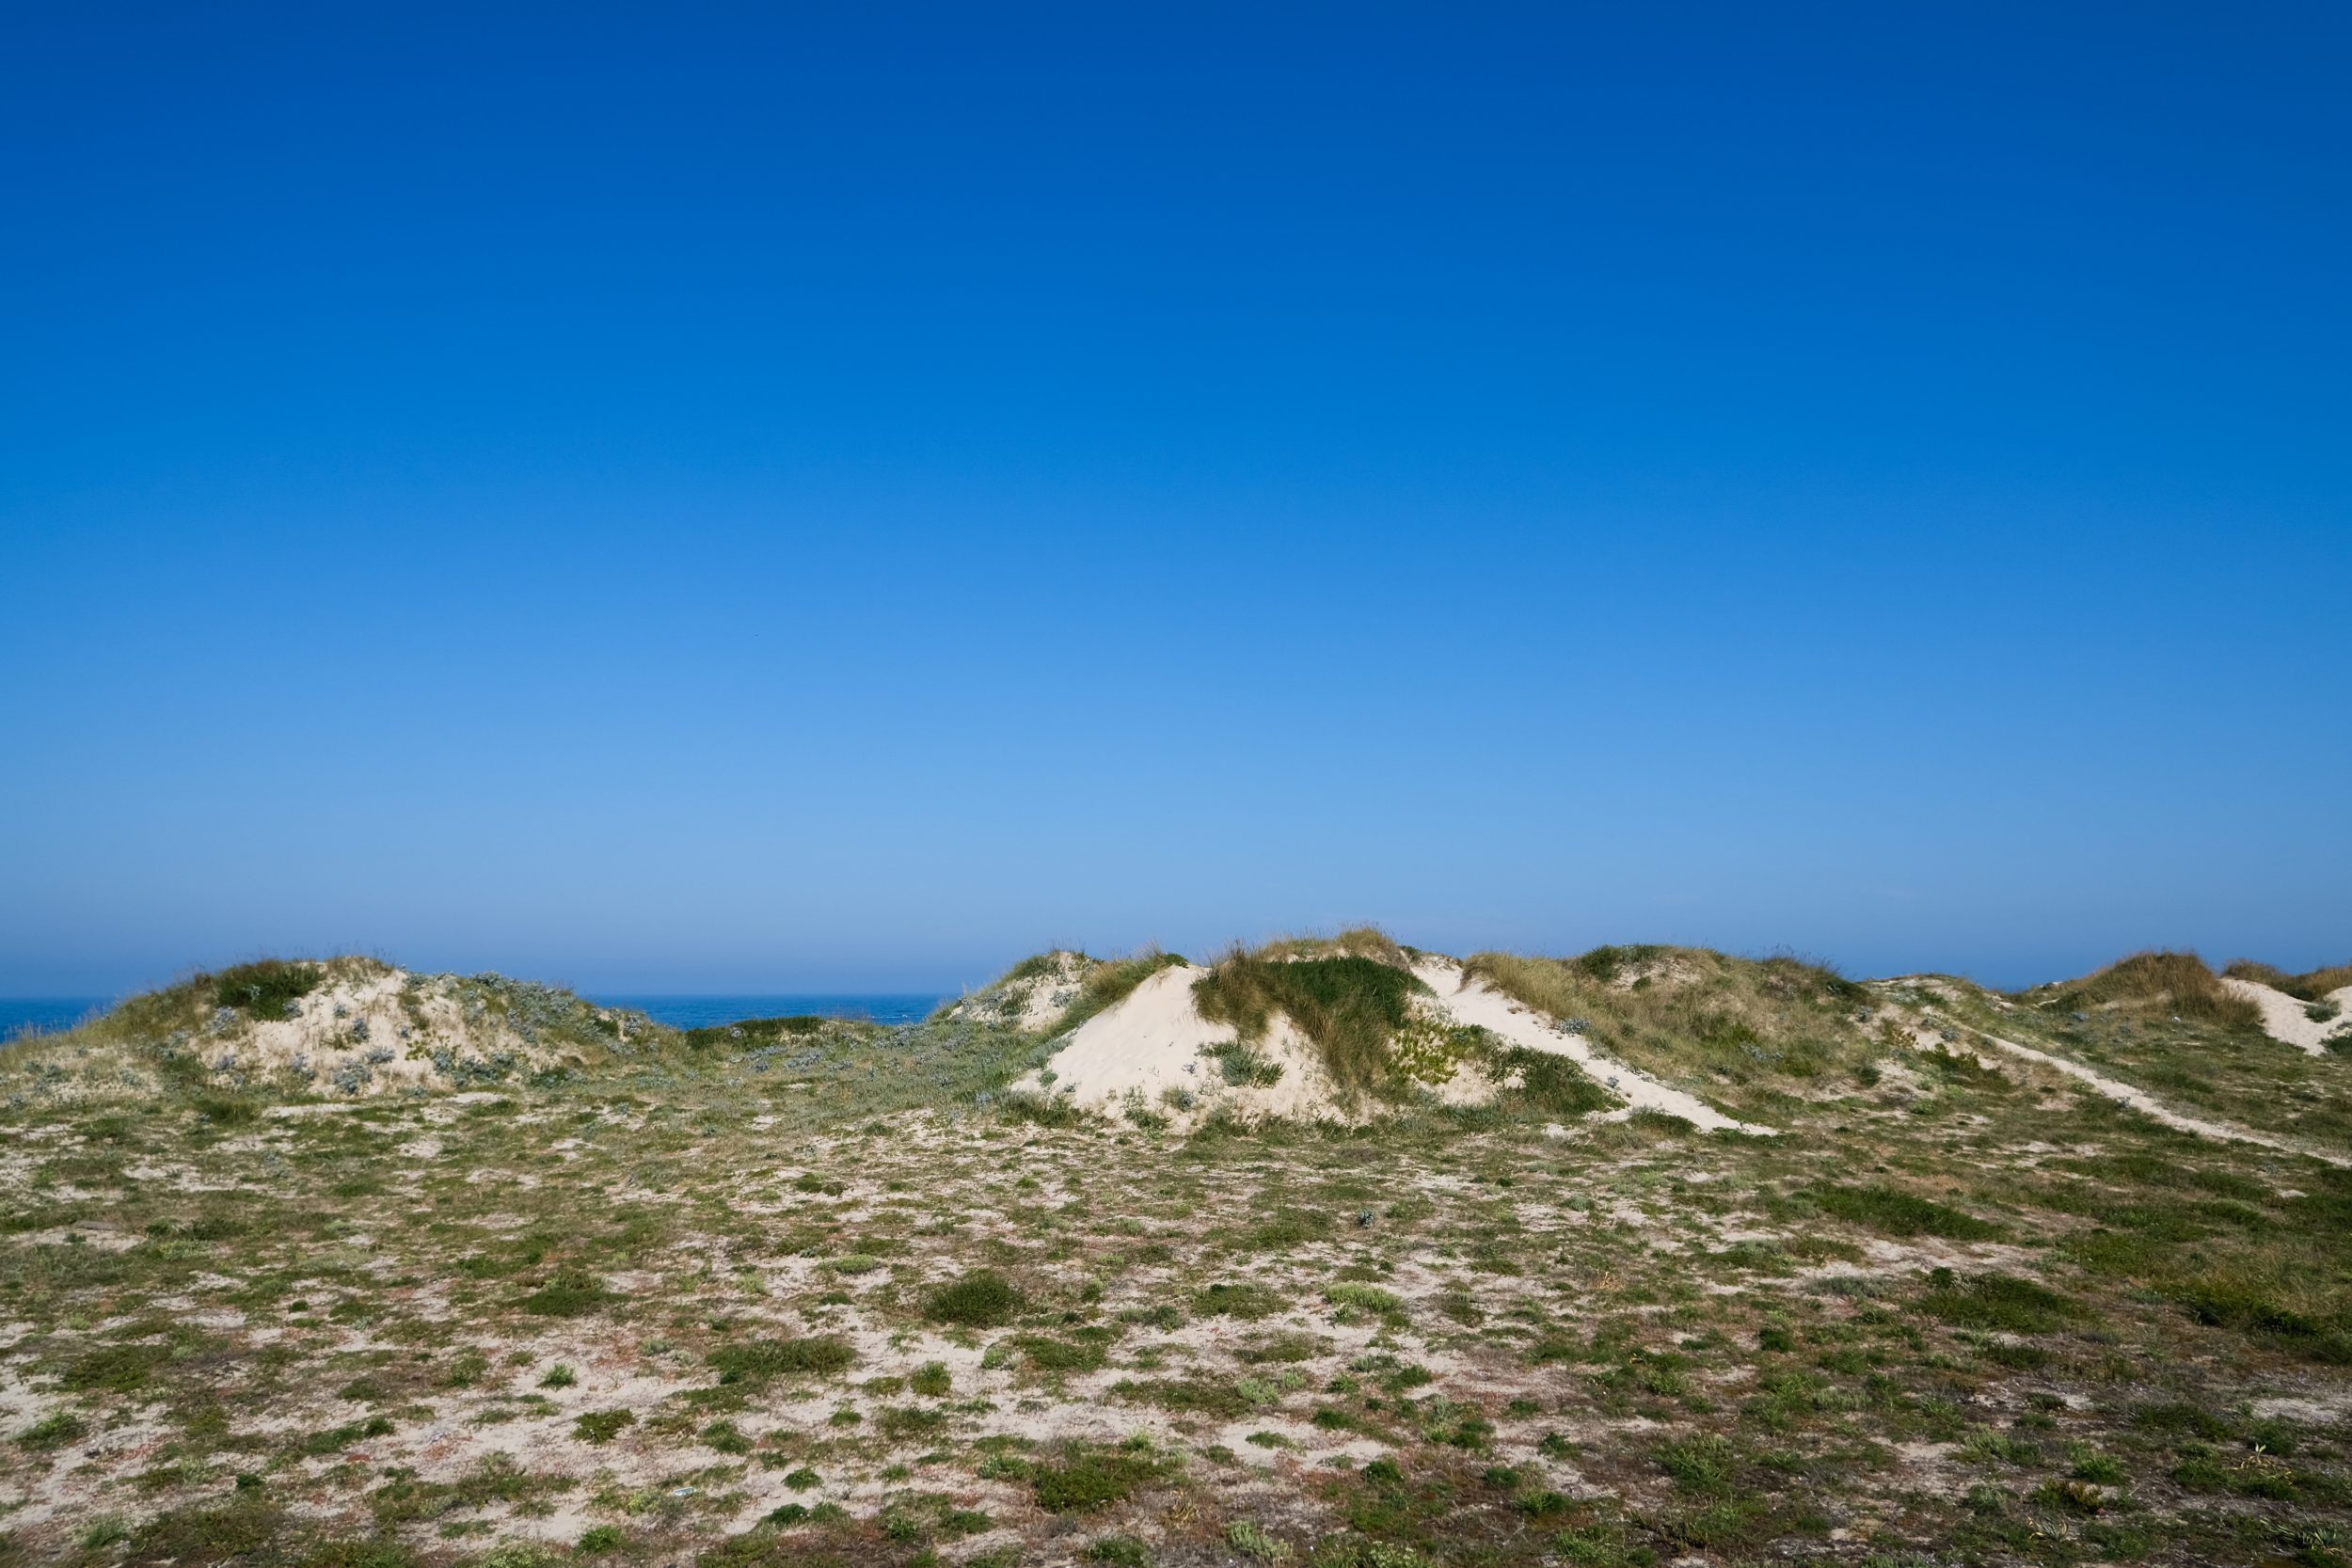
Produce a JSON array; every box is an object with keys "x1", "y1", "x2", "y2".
[{"x1": 2, "y1": 923, "x2": 2339, "y2": 1009}]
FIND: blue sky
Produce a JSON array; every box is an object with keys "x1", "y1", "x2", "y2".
[{"x1": 4, "y1": 4, "x2": 2346, "y2": 997}]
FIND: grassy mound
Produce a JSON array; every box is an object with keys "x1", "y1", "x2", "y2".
[
  {"x1": 2224, "y1": 959, "x2": 2352, "y2": 1004},
  {"x1": 1246, "y1": 926, "x2": 1414, "y2": 968},
  {"x1": 1463, "y1": 946, "x2": 1875, "y2": 1108},
  {"x1": 2030, "y1": 951, "x2": 2261, "y2": 1031},
  {"x1": 0, "y1": 958, "x2": 660, "y2": 1107}
]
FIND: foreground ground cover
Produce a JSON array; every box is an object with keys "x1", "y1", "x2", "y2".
[{"x1": 5, "y1": 949, "x2": 2351, "y2": 1567}]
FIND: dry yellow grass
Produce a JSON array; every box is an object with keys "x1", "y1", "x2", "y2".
[{"x1": 2037, "y1": 950, "x2": 2262, "y2": 1030}]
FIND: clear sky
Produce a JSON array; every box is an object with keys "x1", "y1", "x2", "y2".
[{"x1": 4, "y1": 5, "x2": 2346, "y2": 998}]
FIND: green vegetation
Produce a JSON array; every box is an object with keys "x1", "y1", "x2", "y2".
[
  {"x1": 707, "y1": 1337, "x2": 857, "y2": 1385},
  {"x1": 7, "y1": 940, "x2": 2352, "y2": 1568},
  {"x1": 2032, "y1": 949, "x2": 2262, "y2": 1030},
  {"x1": 1918, "y1": 1270, "x2": 2085, "y2": 1333},
  {"x1": 925, "y1": 1268, "x2": 1025, "y2": 1327},
  {"x1": 1465, "y1": 945, "x2": 1871, "y2": 1113},
  {"x1": 210, "y1": 959, "x2": 326, "y2": 1019},
  {"x1": 1054, "y1": 950, "x2": 1191, "y2": 1037},
  {"x1": 1195, "y1": 949, "x2": 1427, "y2": 1099},
  {"x1": 2226, "y1": 958, "x2": 2352, "y2": 1003},
  {"x1": 1027, "y1": 1444, "x2": 1168, "y2": 1513},
  {"x1": 516, "y1": 1270, "x2": 617, "y2": 1317},
  {"x1": 1813, "y1": 1183, "x2": 2002, "y2": 1240}
]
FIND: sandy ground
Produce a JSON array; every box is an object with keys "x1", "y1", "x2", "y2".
[
  {"x1": 2222, "y1": 976, "x2": 2351, "y2": 1056},
  {"x1": 1410, "y1": 958, "x2": 1772, "y2": 1135}
]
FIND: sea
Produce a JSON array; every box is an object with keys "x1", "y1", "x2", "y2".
[
  {"x1": 0, "y1": 993, "x2": 950, "y2": 1042},
  {"x1": 1, "y1": 999, "x2": 112, "y2": 1041}
]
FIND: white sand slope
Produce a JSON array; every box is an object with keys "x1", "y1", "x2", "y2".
[
  {"x1": 1957, "y1": 1027, "x2": 2351, "y2": 1169},
  {"x1": 2220, "y1": 976, "x2": 2348, "y2": 1056},
  {"x1": 1009, "y1": 963, "x2": 1348, "y2": 1121},
  {"x1": 1409, "y1": 958, "x2": 1772, "y2": 1135}
]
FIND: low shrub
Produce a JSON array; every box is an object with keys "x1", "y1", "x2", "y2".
[
  {"x1": 1815, "y1": 1184, "x2": 2002, "y2": 1241},
  {"x1": 707, "y1": 1337, "x2": 857, "y2": 1385},
  {"x1": 211, "y1": 960, "x2": 325, "y2": 1020},
  {"x1": 926, "y1": 1269, "x2": 1025, "y2": 1328}
]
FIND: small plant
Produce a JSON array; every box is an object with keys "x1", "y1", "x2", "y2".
[
  {"x1": 1918, "y1": 1270, "x2": 2083, "y2": 1334},
  {"x1": 516, "y1": 1271, "x2": 617, "y2": 1318},
  {"x1": 926, "y1": 1268, "x2": 1025, "y2": 1327},
  {"x1": 18, "y1": 1411, "x2": 86, "y2": 1449},
  {"x1": 2069, "y1": 1444, "x2": 2128, "y2": 1484},
  {"x1": 536, "y1": 1364, "x2": 577, "y2": 1388},
  {"x1": 708, "y1": 1337, "x2": 856, "y2": 1385},
  {"x1": 210, "y1": 960, "x2": 325, "y2": 1020},
  {"x1": 572, "y1": 1409, "x2": 634, "y2": 1444},
  {"x1": 1204, "y1": 1039, "x2": 1285, "y2": 1087},
  {"x1": 79, "y1": 1518, "x2": 133, "y2": 1552},
  {"x1": 1325, "y1": 1282, "x2": 1406, "y2": 1320},
  {"x1": 911, "y1": 1360, "x2": 952, "y2": 1396},
  {"x1": 1815, "y1": 1184, "x2": 2001, "y2": 1241},
  {"x1": 577, "y1": 1526, "x2": 624, "y2": 1553},
  {"x1": 1227, "y1": 1520, "x2": 1295, "y2": 1563},
  {"x1": 1030, "y1": 1444, "x2": 1164, "y2": 1513},
  {"x1": 1194, "y1": 1282, "x2": 1284, "y2": 1320}
]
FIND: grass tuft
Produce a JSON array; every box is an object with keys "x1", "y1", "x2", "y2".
[
  {"x1": 1815, "y1": 1184, "x2": 2002, "y2": 1241},
  {"x1": 210, "y1": 959, "x2": 326, "y2": 1020},
  {"x1": 925, "y1": 1269, "x2": 1025, "y2": 1327},
  {"x1": 707, "y1": 1337, "x2": 857, "y2": 1385},
  {"x1": 1194, "y1": 953, "x2": 1426, "y2": 1100},
  {"x1": 2033, "y1": 951, "x2": 2261, "y2": 1030}
]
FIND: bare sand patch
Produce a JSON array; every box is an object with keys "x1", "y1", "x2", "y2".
[{"x1": 2222, "y1": 975, "x2": 2344, "y2": 1056}]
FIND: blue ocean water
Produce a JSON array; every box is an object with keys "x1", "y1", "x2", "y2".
[
  {"x1": 595, "y1": 994, "x2": 947, "y2": 1029},
  {"x1": 0, "y1": 999, "x2": 111, "y2": 1041}
]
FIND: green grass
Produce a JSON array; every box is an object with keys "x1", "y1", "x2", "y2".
[
  {"x1": 2031, "y1": 949, "x2": 2261, "y2": 1030},
  {"x1": 1194, "y1": 953, "x2": 1426, "y2": 1100},
  {"x1": 1028, "y1": 1445, "x2": 1167, "y2": 1513},
  {"x1": 707, "y1": 1337, "x2": 857, "y2": 1384},
  {"x1": 925, "y1": 1269, "x2": 1025, "y2": 1327},
  {"x1": 573, "y1": 1409, "x2": 634, "y2": 1444},
  {"x1": 209, "y1": 959, "x2": 326, "y2": 1020},
  {"x1": 2224, "y1": 958, "x2": 2352, "y2": 1003},
  {"x1": 1917, "y1": 1270, "x2": 2083, "y2": 1333},
  {"x1": 515, "y1": 1271, "x2": 617, "y2": 1317},
  {"x1": 1813, "y1": 1183, "x2": 2002, "y2": 1240},
  {"x1": 1462, "y1": 946, "x2": 1872, "y2": 1113},
  {"x1": 11, "y1": 940, "x2": 2352, "y2": 1568}
]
